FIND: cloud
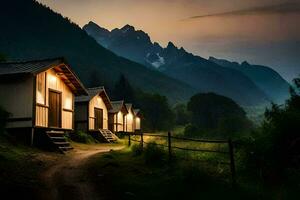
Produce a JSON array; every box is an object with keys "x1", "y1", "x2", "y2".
[{"x1": 186, "y1": 2, "x2": 300, "y2": 20}]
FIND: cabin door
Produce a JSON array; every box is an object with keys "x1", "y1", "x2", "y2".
[
  {"x1": 94, "y1": 108, "x2": 103, "y2": 130},
  {"x1": 48, "y1": 90, "x2": 62, "y2": 128}
]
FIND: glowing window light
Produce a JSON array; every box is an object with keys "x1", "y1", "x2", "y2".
[
  {"x1": 127, "y1": 113, "x2": 133, "y2": 120},
  {"x1": 135, "y1": 117, "x2": 141, "y2": 129},
  {"x1": 117, "y1": 111, "x2": 123, "y2": 123},
  {"x1": 136, "y1": 117, "x2": 140, "y2": 123},
  {"x1": 36, "y1": 91, "x2": 44, "y2": 104},
  {"x1": 96, "y1": 96, "x2": 103, "y2": 107},
  {"x1": 36, "y1": 72, "x2": 45, "y2": 104},
  {"x1": 49, "y1": 74, "x2": 57, "y2": 87},
  {"x1": 65, "y1": 97, "x2": 72, "y2": 110}
]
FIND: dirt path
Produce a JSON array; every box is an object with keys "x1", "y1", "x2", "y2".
[{"x1": 39, "y1": 144, "x2": 124, "y2": 200}]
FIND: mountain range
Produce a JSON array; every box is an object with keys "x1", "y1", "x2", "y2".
[
  {"x1": 0, "y1": 0, "x2": 195, "y2": 104},
  {"x1": 208, "y1": 57, "x2": 290, "y2": 103},
  {"x1": 0, "y1": 0, "x2": 290, "y2": 106},
  {"x1": 84, "y1": 22, "x2": 290, "y2": 105}
]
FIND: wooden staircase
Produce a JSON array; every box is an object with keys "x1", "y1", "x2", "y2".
[
  {"x1": 98, "y1": 129, "x2": 118, "y2": 143},
  {"x1": 46, "y1": 130, "x2": 73, "y2": 153}
]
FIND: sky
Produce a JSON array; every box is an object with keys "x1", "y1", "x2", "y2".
[{"x1": 38, "y1": 0, "x2": 300, "y2": 82}]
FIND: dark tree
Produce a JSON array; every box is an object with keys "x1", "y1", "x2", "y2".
[
  {"x1": 136, "y1": 92, "x2": 174, "y2": 131},
  {"x1": 187, "y1": 93, "x2": 251, "y2": 136},
  {"x1": 173, "y1": 103, "x2": 189, "y2": 125},
  {"x1": 87, "y1": 70, "x2": 111, "y2": 88},
  {"x1": 245, "y1": 79, "x2": 300, "y2": 185},
  {"x1": 112, "y1": 74, "x2": 135, "y2": 103}
]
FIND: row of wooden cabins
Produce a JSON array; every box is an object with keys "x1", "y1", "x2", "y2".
[{"x1": 0, "y1": 58, "x2": 141, "y2": 151}]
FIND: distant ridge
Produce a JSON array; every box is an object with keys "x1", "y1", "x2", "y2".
[
  {"x1": 83, "y1": 22, "x2": 283, "y2": 106},
  {"x1": 209, "y1": 57, "x2": 290, "y2": 103}
]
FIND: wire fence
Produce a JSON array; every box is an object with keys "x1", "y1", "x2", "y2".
[{"x1": 126, "y1": 132, "x2": 236, "y2": 186}]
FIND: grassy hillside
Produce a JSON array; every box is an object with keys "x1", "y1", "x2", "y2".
[{"x1": 0, "y1": 0, "x2": 196, "y2": 103}]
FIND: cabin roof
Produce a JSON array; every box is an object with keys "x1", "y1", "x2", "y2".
[
  {"x1": 133, "y1": 109, "x2": 140, "y2": 115},
  {"x1": 133, "y1": 109, "x2": 142, "y2": 118},
  {"x1": 0, "y1": 57, "x2": 88, "y2": 96},
  {"x1": 125, "y1": 103, "x2": 133, "y2": 113},
  {"x1": 109, "y1": 100, "x2": 128, "y2": 114},
  {"x1": 75, "y1": 86, "x2": 112, "y2": 110}
]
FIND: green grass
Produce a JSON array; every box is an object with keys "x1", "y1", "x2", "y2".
[
  {"x1": 172, "y1": 126, "x2": 185, "y2": 136},
  {"x1": 87, "y1": 137, "x2": 300, "y2": 200},
  {"x1": 86, "y1": 144, "x2": 257, "y2": 200},
  {"x1": 130, "y1": 134, "x2": 230, "y2": 163},
  {"x1": 69, "y1": 131, "x2": 97, "y2": 144}
]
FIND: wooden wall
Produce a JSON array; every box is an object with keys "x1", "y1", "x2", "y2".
[
  {"x1": 74, "y1": 103, "x2": 88, "y2": 132},
  {"x1": 110, "y1": 111, "x2": 125, "y2": 132},
  {"x1": 135, "y1": 117, "x2": 141, "y2": 130},
  {"x1": 88, "y1": 95, "x2": 109, "y2": 130},
  {"x1": 117, "y1": 111, "x2": 124, "y2": 132},
  {"x1": 0, "y1": 75, "x2": 33, "y2": 128},
  {"x1": 125, "y1": 109, "x2": 134, "y2": 132},
  {"x1": 35, "y1": 69, "x2": 74, "y2": 130}
]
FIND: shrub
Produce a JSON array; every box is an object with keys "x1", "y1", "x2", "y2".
[
  {"x1": 70, "y1": 131, "x2": 95, "y2": 144},
  {"x1": 144, "y1": 142, "x2": 166, "y2": 164},
  {"x1": 184, "y1": 124, "x2": 200, "y2": 137},
  {"x1": 131, "y1": 143, "x2": 143, "y2": 156}
]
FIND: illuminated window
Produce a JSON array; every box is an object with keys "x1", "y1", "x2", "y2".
[
  {"x1": 96, "y1": 96, "x2": 103, "y2": 107},
  {"x1": 48, "y1": 73, "x2": 57, "y2": 88},
  {"x1": 36, "y1": 72, "x2": 45, "y2": 104},
  {"x1": 64, "y1": 91, "x2": 73, "y2": 110}
]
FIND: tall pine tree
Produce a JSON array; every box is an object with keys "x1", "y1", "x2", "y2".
[{"x1": 112, "y1": 74, "x2": 135, "y2": 103}]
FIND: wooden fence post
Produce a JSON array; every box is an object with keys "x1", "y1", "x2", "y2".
[
  {"x1": 128, "y1": 133, "x2": 131, "y2": 147},
  {"x1": 168, "y1": 131, "x2": 172, "y2": 161},
  {"x1": 228, "y1": 139, "x2": 236, "y2": 187},
  {"x1": 140, "y1": 132, "x2": 144, "y2": 149}
]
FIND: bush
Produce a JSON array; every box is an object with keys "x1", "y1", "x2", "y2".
[
  {"x1": 144, "y1": 142, "x2": 166, "y2": 164},
  {"x1": 0, "y1": 107, "x2": 9, "y2": 134},
  {"x1": 131, "y1": 144, "x2": 143, "y2": 156},
  {"x1": 184, "y1": 124, "x2": 200, "y2": 137},
  {"x1": 241, "y1": 78, "x2": 300, "y2": 186},
  {"x1": 70, "y1": 131, "x2": 95, "y2": 144}
]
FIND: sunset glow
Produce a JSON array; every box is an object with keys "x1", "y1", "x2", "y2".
[{"x1": 38, "y1": 0, "x2": 300, "y2": 81}]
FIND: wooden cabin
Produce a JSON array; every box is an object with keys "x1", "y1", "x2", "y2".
[
  {"x1": 0, "y1": 58, "x2": 87, "y2": 146},
  {"x1": 108, "y1": 100, "x2": 128, "y2": 133},
  {"x1": 125, "y1": 103, "x2": 135, "y2": 133},
  {"x1": 75, "y1": 87, "x2": 112, "y2": 133},
  {"x1": 133, "y1": 109, "x2": 142, "y2": 132}
]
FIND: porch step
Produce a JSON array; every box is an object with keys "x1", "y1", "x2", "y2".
[
  {"x1": 98, "y1": 129, "x2": 119, "y2": 143},
  {"x1": 59, "y1": 146, "x2": 74, "y2": 151},
  {"x1": 46, "y1": 130, "x2": 73, "y2": 154},
  {"x1": 53, "y1": 141, "x2": 70, "y2": 146},
  {"x1": 50, "y1": 137, "x2": 66, "y2": 140}
]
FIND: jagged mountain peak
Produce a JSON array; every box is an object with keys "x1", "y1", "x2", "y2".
[
  {"x1": 83, "y1": 21, "x2": 290, "y2": 105},
  {"x1": 87, "y1": 21, "x2": 98, "y2": 26},
  {"x1": 167, "y1": 41, "x2": 177, "y2": 50},
  {"x1": 120, "y1": 24, "x2": 135, "y2": 32},
  {"x1": 85, "y1": 21, "x2": 109, "y2": 32},
  {"x1": 241, "y1": 61, "x2": 251, "y2": 67},
  {"x1": 179, "y1": 47, "x2": 187, "y2": 53}
]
